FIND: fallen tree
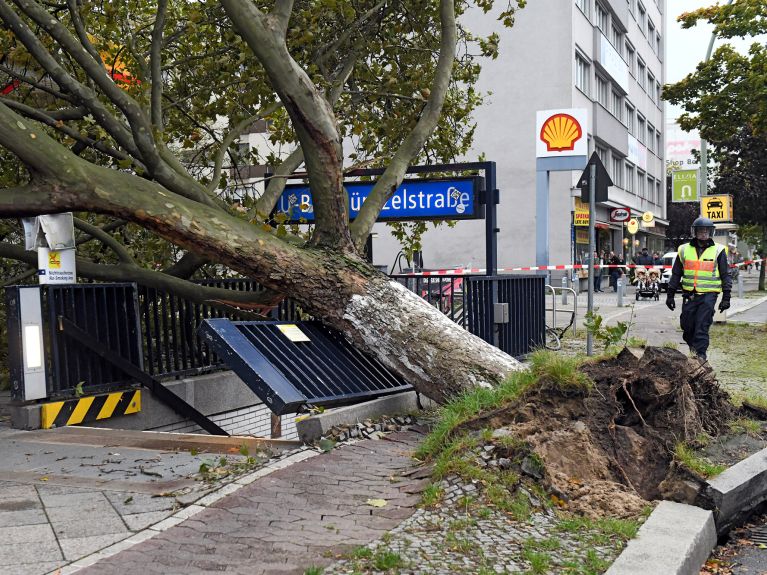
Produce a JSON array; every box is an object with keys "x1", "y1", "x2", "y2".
[{"x1": 0, "y1": 0, "x2": 525, "y2": 401}]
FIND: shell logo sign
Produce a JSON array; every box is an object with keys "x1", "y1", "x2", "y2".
[
  {"x1": 540, "y1": 114, "x2": 582, "y2": 152},
  {"x1": 536, "y1": 109, "x2": 588, "y2": 158}
]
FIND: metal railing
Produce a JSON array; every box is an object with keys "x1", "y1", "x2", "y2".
[{"x1": 544, "y1": 285, "x2": 578, "y2": 337}]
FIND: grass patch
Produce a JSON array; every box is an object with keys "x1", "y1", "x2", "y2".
[
  {"x1": 303, "y1": 567, "x2": 323, "y2": 575},
  {"x1": 372, "y1": 549, "x2": 404, "y2": 570},
  {"x1": 556, "y1": 513, "x2": 641, "y2": 545},
  {"x1": 729, "y1": 418, "x2": 763, "y2": 436},
  {"x1": 661, "y1": 341, "x2": 679, "y2": 349},
  {"x1": 417, "y1": 350, "x2": 590, "y2": 461},
  {"x1": 420, "y1": 483, "x2": 443, "y2": 507},
  {"x1": 625, "y1": 336, "x2": 647, "y2": 348},
  {"x1": 522, "y1": 548, "x2": 551, "y2": 574},
  {"x1": 675, "y1": 443, "x2": 727, "y2": 478},
  {"x1": 709, "y1": 323, "x2": 767, "y2": 395}
]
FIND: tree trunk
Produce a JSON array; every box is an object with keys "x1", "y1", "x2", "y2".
[{"x1": 292, "y1": 260, "x2": 523, "y2": 403}]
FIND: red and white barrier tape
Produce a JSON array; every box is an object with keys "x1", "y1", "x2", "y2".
[{"x1": 398, "y1": 259, "x2": 764, "y2": 276}]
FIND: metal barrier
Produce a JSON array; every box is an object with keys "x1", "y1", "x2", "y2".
[
  {"x1": 544, "y1": 284, "x2": 578, "y2": 337},
  {"x1": 394, "y1": 274, "x2": 545, "y2": 357},
  {"x1": 139, "y1": 279, "x2": 301, "y2": 379}
]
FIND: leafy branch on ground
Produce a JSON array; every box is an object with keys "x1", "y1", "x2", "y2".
[{"x1": 583, "y1": 307, "x2": 636, "y2": 351}]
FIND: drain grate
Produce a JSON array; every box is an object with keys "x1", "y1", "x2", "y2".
[{"x1": 748, "y1": 525, "x2": 767, "y2": 545}]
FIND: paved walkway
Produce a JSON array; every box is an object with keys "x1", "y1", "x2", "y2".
[
  {"x1": 730, "y1": 299, "x2": 767, "y2": 324},
  {"x1": 74, "y1": 431, "x2": 425, "y2": 575}
]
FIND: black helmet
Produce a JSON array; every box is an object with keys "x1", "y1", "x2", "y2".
[{"x1": 691, "y1": 216, "x2": 715, "y2": 238}]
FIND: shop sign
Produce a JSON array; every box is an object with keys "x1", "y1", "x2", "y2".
[
  {"x1": 672, "y1": 169, "x2": 699, "y2": 202},
  {"x1": 609, "y1": 207, "x2": 630, "y2": 222},
  {"x1": 701, "y1": 195, "x2": 733, "y2": 222},
  {"x1": 573, "y1": 198, "x2": 589, "y2": 227},
  {"x1": 536, "y1": 109, "x2": 588, "y2": 158},
  {"x1": 627, "y1": 218, "x2": 639, "y2": 235}
]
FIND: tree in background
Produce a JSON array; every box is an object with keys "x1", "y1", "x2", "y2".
[
  {"x1": 663, "y1": 0, "x2": 766, "y2": 290},
  {"x1": 0, "y1": 0, "x2": 526, "y2": 400}
]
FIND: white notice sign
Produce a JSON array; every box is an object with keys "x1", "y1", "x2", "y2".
[
  {"x1": 277, "y1": 324, "x2": 311, "y2": 342},
  {"x1": 38, "y1": 247, "x2": 77, "y2": 285}
]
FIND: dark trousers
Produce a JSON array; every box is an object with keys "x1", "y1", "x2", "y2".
[
  {"x1": 680, "y1": 292, "x2": 718, "y2": 359},
  {"x1": 594, "y1": 272, "x2": 602, "y2": 291}
]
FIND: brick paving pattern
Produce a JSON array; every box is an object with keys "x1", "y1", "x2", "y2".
[{"x1": 78, "y1": 431, "x2": 424, "y2": 574}]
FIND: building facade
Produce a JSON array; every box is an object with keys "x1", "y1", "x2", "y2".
[{"x1": 373, "y1": 0, "x2": 667, "y2": 272}]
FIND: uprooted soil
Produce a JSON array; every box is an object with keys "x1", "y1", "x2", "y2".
[{"x1": 460, "y1": 346, "x2": 737, "y2": 518}]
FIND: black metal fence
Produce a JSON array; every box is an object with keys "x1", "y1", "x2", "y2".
[
  {"x1": 393, "y1": 273, "x2": 545, "y2": 357},
  {"x1": 47, "y1": 284, "x2": 143, "y2": 397},
  {"x1": 6, "y1": 273, "x2": 544, "y2": 401}
]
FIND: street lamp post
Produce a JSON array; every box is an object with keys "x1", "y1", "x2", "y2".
[{"x1": 699, "y1": 0, "x2": 734, "y2": 197}]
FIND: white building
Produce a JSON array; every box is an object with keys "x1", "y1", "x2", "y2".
[{"x1": 373, "y1": 0, "x2": 667, "y2": 272}]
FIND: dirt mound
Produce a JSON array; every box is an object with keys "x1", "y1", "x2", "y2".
[{"x1": 462, "y1": 347, "x2": 735, "y2": 518}]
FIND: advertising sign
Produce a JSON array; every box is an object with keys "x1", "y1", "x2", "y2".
[
  {"x1": 701, "y1": 195, "x2": 733, "y2": 222},
  {"x1": 672, "y1": 169, "x2": 699, "y2": 202},
  {"x1": 627, "y1": 135, "x2": 648, "y2": 170},
  {"x1": 574, "y1": 198, "x2": 589, "y2": 227},
  {"x1": 609, "y1": 207, "x2": 631, "y2": 222},
  {"x1": 536, "y1": 109, "x2": 588, "y2": 158},
  {"x1": 38, "y1": 247, "x2": 76, "y2": 284},
  {"x1": 599, "y1": 34, "x2": 629, "y2": 92},
  {"x1": 642, "y1": 211, "x2": 654, "y2": 224},
  {"x1": 627, "y1": 218, "x2": 639, "y2": 235},
  {"x1": 274, "y1": 177, "x2": 484, "y2": 224}
]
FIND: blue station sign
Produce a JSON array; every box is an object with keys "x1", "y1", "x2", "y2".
[{"x1": 274, "y1": 176, "x2": 485, "y2": 223}]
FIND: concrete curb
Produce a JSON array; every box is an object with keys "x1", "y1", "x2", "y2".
[
  {"x1": 728, "y1": 294, "x2": 767, "y2": 319},
  {"x1": 605, "y1": 501, "x2": 716, "y2": 575},
  {"x1": 295, "y1": 390, "x2": 436, "y2": 442},
  {"x1": 705, "y1": 446, "x2": 767, "y2": 535},
  {"x1": 608, "y1": 446, "x2": 767, "y2": 573}
]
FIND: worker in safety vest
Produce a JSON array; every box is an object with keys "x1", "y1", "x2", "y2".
[{"x1": 666, "y1": 217, "x2": 732, "y2": 361}]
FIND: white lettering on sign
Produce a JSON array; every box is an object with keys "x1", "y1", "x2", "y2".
[{"x1": 610, "y1": 208, "x2": 630, "y2": 222}]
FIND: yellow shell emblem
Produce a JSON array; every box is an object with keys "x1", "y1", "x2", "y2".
[{"x1": 540, "y1": 113, "x2": 583, "y2": 152}]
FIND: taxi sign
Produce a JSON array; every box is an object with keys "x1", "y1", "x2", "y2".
[{"x1": 700, "y1": 195, "x2": 733, "y2": 222}]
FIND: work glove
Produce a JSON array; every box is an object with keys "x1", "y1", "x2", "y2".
[
  {"x1": 718, "y1": 292, "x2": 731, "y2": 313},
  {"x1": 665, "y1": 290, "x2": 675, "y2": 311}
]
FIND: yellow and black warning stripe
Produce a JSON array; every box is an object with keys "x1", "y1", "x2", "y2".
[{"x1": 41, "y1": 390, "x2": 141, "y2": 429}]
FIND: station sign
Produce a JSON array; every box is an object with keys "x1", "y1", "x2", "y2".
[
  {"x1": 701, "y1": 195, "x2": 733, "y2": 222},
  {"x1": 609, "y1": 207, "x2": 631, "y2": 222},
  {"x1": 274, "y1": 177, "x2": 485, "y2": 223}
]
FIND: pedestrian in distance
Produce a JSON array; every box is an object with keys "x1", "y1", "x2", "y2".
[
  {"x1": 592, "y1": 250, "x2": 603, "y2": 292},
  {"x1": 653, "y1": 251, "x2": 663, "y2": 266},
  {"x1": 666, "y1": 217, "x2": 732, "y2": 361}
]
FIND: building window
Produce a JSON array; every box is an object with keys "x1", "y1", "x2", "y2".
[
  {"x1": 638, "y1": 169, "x2": 646, "y2": 198},
  {"x1": 595, "y1": 2, "x2": 608, "y2": 32},
  {"x1": 611, "y1": 25, "x2": 622, "y2": 53},
  {"x1": 625, "y1": 163, "x2": 634, "y2": 193},
  {"x1": 637, "y1": 115, "x2": 646, "y2": 144},
  {"x1": 596, "y1": 75, "x2": 609, "y2": 108},
  {"x1": 628, "y1": 0, "x2": 635, "y2": 15},
  {"x1": 596, "y1": 145, "x2": 608, "y2": 167},
  {"x1": 575, "y1": 53, "x2": 590, "y2": 94},
  {"x1": 626, "y1": 42, "x2": 635, "y2": 76},
  {"x1": 656, "y1": 81, "x2": 662, "y2": 104},
  {"x1": 647, "y1": 122, "x2": 655, "y2": 152},
  {"x1": 638, "y1": 2, "x2": 646, "y2": 34},
  {"x1": 625, "y1": 102, "x2": 635, "y2": 134},
  {"x1": 611, "y1": 90, "x2": 622, "y2": 120},
  {"x1": 656, "y1": 32, "x2": 662, "y2": 55},
  {"x1": 611, "y1": 156, "x2": 623, "y2": 187},
  {"x1": 576, "y1": 0, "x2": 589, "y2": 16},
  {"x1": 638, "y1": 59, "x2": 646, "y2": 90},
  {"x1": 648, "y1": 20, "x2": 656, "y2": 52},
  {"x1": 647, "y1": 176, "x2": 654, "y2": 201},
  {"x1": 656, "y1": 180, "x2": 662, "y2": 205},
  {"x1": 656, "y1": 130, "x2": 661, "y2": 154},
  {"x1": 648, "y1": 72, "x2": 655, "y2": 101}
]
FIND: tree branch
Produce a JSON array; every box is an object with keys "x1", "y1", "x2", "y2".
[
  {"x1": 0, "y1": 64, "x2": 75, "y2": 103},
  {"x1": 150, "y1": 0, "x2": 168, "y2": 129},
  {"x1": 206, "y1": 101, "x2": 283, "y2": 195},
  {"x1": 73, "y1": 217, "x2": 134, "y2": 264},
  {"x1": 66, "y1": 0, "x2": 103, "y2": 65},
  {"x1": 10, "y1": 0, "x2": 216, "y2": 207},
  {"x1": 222, "y1": 0, "x2": 353, "y2": 251},
  {"x1": 0, "y1": 242, "x2": 280, "y2": 317},
  {"x1": 162, "y1": 251, "x2": 207, "y2": 278},
  {"x1": 271, "y1": 0, "x2": 295, "y2": 34},
  {"x1": 350, "y1": 0, "x2": 456, "y2": 247},
  {"x1": 254, "y1": 145, "x2": 305, "y2": 216}
]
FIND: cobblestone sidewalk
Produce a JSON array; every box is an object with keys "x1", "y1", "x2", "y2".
[{"x1": 73, "y1": 431, "x2": 425, "y2": 575}]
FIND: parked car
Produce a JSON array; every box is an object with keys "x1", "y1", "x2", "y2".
[{"x1": 660, "y1": 251, "x2": 677, "y2": 292}]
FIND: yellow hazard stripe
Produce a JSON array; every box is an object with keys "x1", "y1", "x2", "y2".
[
  {"x1": 41, "y1": 401, "x2": 65, "y2": 429},
  {"x1": 97, "y1": 392, "x2": 122, "y2": 420},
  {"x1": 40, "y1": 390, "x2": 141, "y2": 429},
  {"x1": 68, "y1": 395, "x2": 95, "y2": 425},
  {"x1": 124, "y1": 390, "x2": 141, "y2": 414}
]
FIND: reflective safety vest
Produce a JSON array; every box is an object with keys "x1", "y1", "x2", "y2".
[{"x1": 678, "y1": 243, "x2": 726, "y2": 293}]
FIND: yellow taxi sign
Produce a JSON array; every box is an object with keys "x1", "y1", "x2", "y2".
[
  {"x1": 627, "y1": 218, "x2": 639, "y2": 234},
  {"x1": 701, "y1": 195, "x2": 733, "y2": 222}
]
